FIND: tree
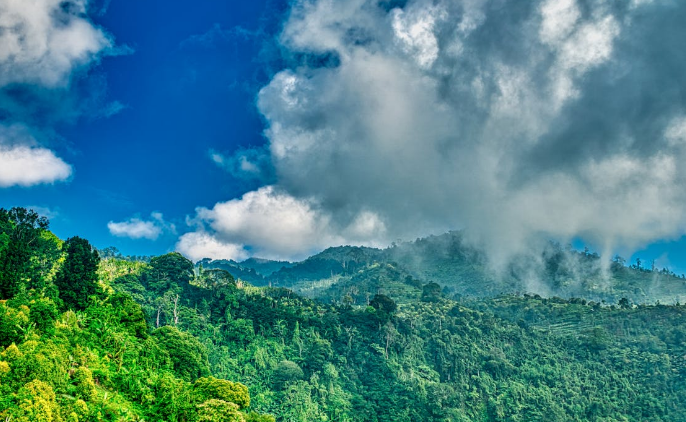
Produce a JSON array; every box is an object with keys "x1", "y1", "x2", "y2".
[
  {"x1": 618, "y1": 297, "x2": 631, "y2": 309},
  {"x1": 245, "y1": 413, "x2": 276, "y2": 422},
  {"x1": 421, "y1": 282, "x2": 443, "y2": 303},
  {"x1": 272, "y1": 360, "x2": 304, "y2": 389},
  {"x1": 108, "y1": 293, "x2": 149, "y2": 338},
  {"x1": 54, "y1": 236, "x2": 101, "y2": 311},
  {"x1": 202, "y1": 268, "x2": 235, "y2": 288},
  {"x1": 148, "y1": 252, "x2": 194, "y2": 293},
  {"x1": 0, "y1": 207, "x2": 50, "y2": 299},
  {"x1": 152, "y1": 325, "x2": 210, "y2": 381},
  {"x1": 0, "y1": 301, "x2": 30, "y2": 347},
  {"x1": 196, "y1": 400, "x2": 244, "y2": 422},
  {"x1": 9, "y1": 380, "x2": 62, "y2": 422},
  {"x1": 193, "y1": 376, "x2": 250, "y2": 409},
  {"x1": 369, "y1": 294, "x2": 397, "y2": 314}
]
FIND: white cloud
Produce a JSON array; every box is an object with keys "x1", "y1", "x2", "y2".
[
  {"x1": 665, "y1": 116, "x2": 686, "y2": 146},
  {"x1": 108, "y1": 219, "x2": 161, "y2": 240},
  {"x1": 252, "y1": 0, "x2": 682, "y2": 264},
  {"x1": 539, "y1": 0, "x2": 580, "y2": 46},
  {"x1": 108, "y1": 212, "x2": 175, "y2": 240},
  {"x1": 558, "y1": 16, "x2": 620, "y2": 72},
  {"x1": 176, "y1": 232, "x2": 249, "y2": 262},
  {"x1": 0, "y1": 143, "x2": 71, "y2": 187},
  {"x1": 0, "y1": 0, "x2": 112, "y2": 88},
  {"x1": 177, "y1": 186, "x2": 387, "y2": 261},
  {"x1": 392, "y1": 6, "x2": 443, "y2": 68}
]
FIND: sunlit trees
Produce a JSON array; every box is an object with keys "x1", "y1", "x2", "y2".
[
  {"x1": 152, "y1": 325, "x2": 210, "y2": 381},
  {"x1": 148, "y1": 252, "x2": 194, "y2": 294},
  {"x1": 0, "y1": 207, "x2": 50, "y2": 299},
  {"x1": 193, "y1": 376, "x2": 250, "y2": 409}
]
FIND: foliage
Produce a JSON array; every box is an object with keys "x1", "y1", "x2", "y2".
[
  {"x1": 0, "y1": 209, "x2": 274, "y2": 422},
  {"x1": 3, "y1": 208, "x2": 686, "y2": 422},
  {"x1": 152, "y1": 325, "x2": 211, "y2": 382},
  {"x1": 0, "y1": 207, "x2": 53, "y2": 299},
  {"x1": 196, "y1": 399, "x2": 244, "y2": 422},
  {"x1": 193, "y1": 376, "x2": 250, "y2": 409},
  {"x1": 421, "y1": 282, "x2": 443, "y2": 303},
  {"x1": 272, "y1": 360, "x2": 304, "y2": 389},
  {"x1": 54, "y1": 237, "x2": 101, "y2": 311}
]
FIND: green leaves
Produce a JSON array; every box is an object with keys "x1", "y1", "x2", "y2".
[
  {"x1": 3, "y1": 215, "x2": 686, "y2": 422},
  {"x1": 272, "y1": 360, "x2": 304, "y2": 389},
  {"x1": 0, "y1": 208, "x2": 53, "y2": 300},
  {"x1": 196, "y1": 399, "x2": 244, "y2": 422},
  {"x1": 151, "y1": 326, "x2": 210, "y2": 382},
  {"x1": 193, "y1": 376, "x2": 250, "y2": 409},
  {"x1": 54, "y1": 237, "x2": 101, "y2": 311}
]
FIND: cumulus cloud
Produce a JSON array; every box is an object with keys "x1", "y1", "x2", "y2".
[
  {"x1": 108, "y1": 212, "x2": 175, "y2": 240},
  {"x1": 0, "y1": 144, "x2": 72, "y2": 187},
  {"x1": 181, "y1": 0, "x2": 686, "y2": 265},
  {"x1": 0, "y1": 124, "x2": 71, "y2": 187},
  {"x1": 0, "y1": 0, "x2": 112, "y2": 88},
  {"x1": 177, "y1": 186, "x2": 386, "y2": 261},
  {"x1": 176, "y1": 232, "x2": 250, "y2": 263}
]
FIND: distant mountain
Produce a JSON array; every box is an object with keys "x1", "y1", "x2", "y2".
[
  {"x1": 268, "y1": 245, "x2": 383, "y2": 285},
  {"x1": 197, "y1": 258, "x2": 267, "y2": 285},
  {"x1": 291, "y1": 262, "x2": 424, "y2": 305},
  {"x1": 384, "y1": 231, "x2": 501, "y2": 296},
  {"x1": 239, "y1": 257, "x2": 294, "y2": 276},
  {"x1": 197, "y1": 231, "x2": 686, "y2": 305}
]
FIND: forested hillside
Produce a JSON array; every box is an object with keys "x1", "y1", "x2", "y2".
[
  {"x1": 2, "y1": 207, "x2": 686, "y2": 421},
  {"x1": 0, "y1": 208, "x2": 273, "y2": 422},
  {"x1": 203, "y1": 231, "x2": 686, "y2": 306}
]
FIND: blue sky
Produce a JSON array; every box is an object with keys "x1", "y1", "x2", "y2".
[
  {"x1": 2, "y1": 0, "x2": 686, "y2": 274},
  {"x1": 1, "y1": 0, "x2": 287, "y2": 256}
]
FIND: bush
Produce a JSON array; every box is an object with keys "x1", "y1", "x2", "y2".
[{"x1": 193, "y1": 376, "x2": 250, "y2": 409}]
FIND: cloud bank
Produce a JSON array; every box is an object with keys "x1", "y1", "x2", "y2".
[{"x1": 180, "y1": 0, "x2": 686, "y2": 263}]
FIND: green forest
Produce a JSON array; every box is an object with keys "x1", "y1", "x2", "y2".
[{"x1": 2, "y1": 207, "x2": 686, "y2": 421}]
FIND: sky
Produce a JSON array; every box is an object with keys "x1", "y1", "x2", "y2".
[{"x1": 2, "y1": 0, "x2": 686, "y2": 273}]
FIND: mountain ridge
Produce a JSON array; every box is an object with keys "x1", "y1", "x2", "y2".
[{"x1": 196, "y1": 231, "x2": 686, "y2": 305}]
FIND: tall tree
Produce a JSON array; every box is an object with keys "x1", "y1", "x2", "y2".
[
  {"x1": 148, "y1": 252, "x2": 194, "y2": 294},
  {"x1": 0, "y1": 207, "x2": 50, "y2": 299},
  {"x1": 54, "y1": 236, "x2": 101, "y2": 310}
]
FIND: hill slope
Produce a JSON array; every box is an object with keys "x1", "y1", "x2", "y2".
[
  {"x1": 200, "y1": 231, "x2": 686, "y2": 306},
  {"x1": 3, "y1": 208, "x2": 686, "y2": 421}
]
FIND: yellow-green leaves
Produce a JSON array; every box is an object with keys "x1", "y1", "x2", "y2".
[
  {"x1": 72, "y1": 367, "x2": 97, "y2": 402},
  {"x1": 196, "y1": 399, "x2": 245, "y2": 422},
  {"x1": 11, "y1": 379, "x2": 62, "y2": 422},
  {"x1": 193, "y1": 376, "x2": 250, "y2": 409}
]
